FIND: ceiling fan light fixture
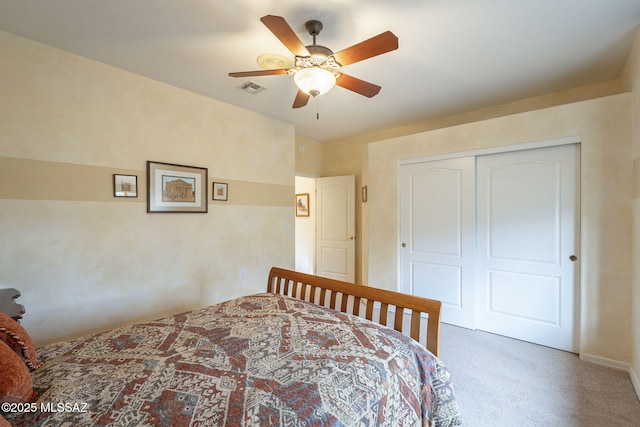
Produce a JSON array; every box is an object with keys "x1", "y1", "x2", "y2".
[{"x1": 294, "y1": 67, "x2": 336, "y2": 97}]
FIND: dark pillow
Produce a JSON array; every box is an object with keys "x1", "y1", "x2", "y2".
[
  {"x1": 0, "y1": 340, "x2": 37, "y2": 404},
  {"x1": 0, "y1": 312, "x2": 41, "y2": 370}
]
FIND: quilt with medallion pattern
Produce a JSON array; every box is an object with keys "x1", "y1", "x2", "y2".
[{"x1": 5, "y1": 293, "x2": 462, "y2": 426}]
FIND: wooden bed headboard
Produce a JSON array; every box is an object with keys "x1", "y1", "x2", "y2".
[{"x1": 267, "y1": 267, "x2": 442, "y2": 357}]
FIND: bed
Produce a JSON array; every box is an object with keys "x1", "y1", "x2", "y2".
[{"x1": 1, "y1": 267, "x2": 463, "y2": 426}]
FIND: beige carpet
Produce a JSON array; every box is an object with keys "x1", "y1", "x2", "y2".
[{"x1": 439, "y1": 324, "x2": 640, "y2": 426}]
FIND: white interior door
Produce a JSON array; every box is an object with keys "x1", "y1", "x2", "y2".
[
  {"x1": 316, "y1": 175, "x2": 355, "y2": 282},
  {"x1": 400, "y1": 158, "x2": 476, "y2": 328},
  {"x1": 476, "y1": 144, "x2": 579, "y2": 352}
]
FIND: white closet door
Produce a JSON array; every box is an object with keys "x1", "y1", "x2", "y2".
[
  {"x1": 476, "y1": 144, "x2": 579, "y2": 352},
  {"x1": 400, "y1": 157, "x2": 476, "y2": 328}
]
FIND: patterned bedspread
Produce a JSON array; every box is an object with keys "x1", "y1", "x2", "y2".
[{"x1": 5, "y1": 293, "x2": 462, "y2": 426}]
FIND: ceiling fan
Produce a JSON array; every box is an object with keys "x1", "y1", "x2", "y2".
[{"x1": 229, "y1": 15, "x2": 399, "y2": 109}]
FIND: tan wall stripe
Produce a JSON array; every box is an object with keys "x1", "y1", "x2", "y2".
[
  {"x1": 0, "y1": 157, "x2": 293, "y2": 207},
  {"x1": 210, "y1": 179, "x2": 293, "y2": 207}
]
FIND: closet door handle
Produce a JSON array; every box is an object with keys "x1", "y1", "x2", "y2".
[{"x1": 569, "y1": 255, "x2": 578, "y2": 262}]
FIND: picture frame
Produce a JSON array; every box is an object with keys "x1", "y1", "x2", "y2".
[
  {"x1": 212, "y1": 182, "x2": 228, "y2": 201},
  {"x1": 296, "y1": 193, "x2": 310, "y2": 217},
  {"x1": 113, "y1": 174, "x2": 138, "y2": 198},
  {"x1": 147, "y1": 161, "x2": 208, "y2": 213}
]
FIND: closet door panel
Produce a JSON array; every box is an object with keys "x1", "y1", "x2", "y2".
[
  {"x1": 476, "y1": 144, "x2": 579, "y2": 352},
  {"x1": 400, "y1": 157, "x2": 476, "y2": 328}
]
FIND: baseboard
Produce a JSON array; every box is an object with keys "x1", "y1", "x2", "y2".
[
  {"x1": 580, "y1": 353, "x2": 630, "y2": 372},
  {"x1": 630, "y1": 366, "x2": 640, "y2": 401},
  {"x1": 581, "y1": 353, "x2": 640, "y2": 400}
]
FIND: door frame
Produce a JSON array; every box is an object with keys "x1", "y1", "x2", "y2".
[{"x1": 399, "y1": 136, "x2": 581, "y2": 167}]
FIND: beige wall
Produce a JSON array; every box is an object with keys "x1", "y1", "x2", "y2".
[
  {"x1": 0, "y1": 31, "x2": 295, "y2": 345},
  {"x1": 295, "y1": 135, "x2": 324, "y2": 176},
  {"x1": 624, "y1": 28, "x2": 640, "y2": 394}
]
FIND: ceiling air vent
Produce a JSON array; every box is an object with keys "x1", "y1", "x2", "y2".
[{"x1": 238, "y1": 81, "x2": 267, "y2": 95}]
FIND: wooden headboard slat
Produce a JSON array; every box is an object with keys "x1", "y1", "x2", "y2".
[
  {"x1": 341, "y1": 293, "x2": 349, "y2": 314},
  {"x1": 410, "y1": 311, "x2": 421, "y2": 342},
  {"x1": 394, "y1": 307, "x2": 404, "y2": 334},
  {"x1": 353, "y1": 296, "x2": 362, "y2": 317},
  {"x1": 379, "y1": 302, "x2": 389, "y2": 327},
  {"x1": 365, "y1": 299, "x2": 375, "y2": 321},
  {"x1": 267, "y1": 267, "x2": 442, "y2": 357}
]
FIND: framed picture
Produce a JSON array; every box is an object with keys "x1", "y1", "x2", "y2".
[
  {"x1": 212, "y1": 182, "x2": 228, "y2": 201},
  {"x1": 147, "y1": 161, "x2": 208, "y2": 213},
  {"x1": 113, "y1": 174, "x2": 138, "y2": 197},
  {"x1": 296, "y1": 193, "x2": 310, "y2": 217}
]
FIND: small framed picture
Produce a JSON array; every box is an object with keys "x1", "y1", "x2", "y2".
[
  {"x1": 212, "y1": 182, "x2": 228, "y2": 201},
  {"x1": 113, "y1": 174, "x2": 138, "y2": 197},
  {"x1": 296, "y1": 193, "x2": 310, "y2": 217},
  {"x1": 147, "y1": 161, "x2": 208, "y2": 213}
]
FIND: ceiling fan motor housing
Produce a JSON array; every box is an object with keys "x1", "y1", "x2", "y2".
[{"x1": 306, "y1": 45, "x2": 335, "y2": 65}]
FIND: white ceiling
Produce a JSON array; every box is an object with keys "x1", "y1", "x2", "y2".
[{"x1": 1, "y1": 0, "x2": 639, "y2": 143}]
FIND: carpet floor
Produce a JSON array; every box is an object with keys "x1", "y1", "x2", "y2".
[{"x1": 439, "y1": 324, "x2": 640, "y2": 426}]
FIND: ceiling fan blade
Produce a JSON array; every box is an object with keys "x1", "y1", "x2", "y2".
[
  {"x1": 261, "y1": 15, "x2": 310, "y2": 57},
  {"x1": 292, "y1": 89, "x2": 310, "y2": 108},
  {"x1": 228, "y1": 69, "x2": 289, "y2": 78},
  {"x1": 336, "y1": 73, "x2": 381, "y2": 98},
  {"x1": 332, "y1": 31, "x2": 398, "y2": 66}
]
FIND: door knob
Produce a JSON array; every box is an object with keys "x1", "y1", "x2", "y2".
[
  {"x1": 569, "y1": 255, "x2": 578, "y2": 262},
  {"x1": 347, "y1": 236, "x2": 355, "y2": 240},
  {"x1": 402, "y1": 243, "x2": 407, "y2": 248}
]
